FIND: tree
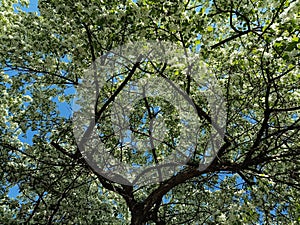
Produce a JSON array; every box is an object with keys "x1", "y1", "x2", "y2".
[{"x1": 1, "y1": 0, "x2": 300, "y2": 224}]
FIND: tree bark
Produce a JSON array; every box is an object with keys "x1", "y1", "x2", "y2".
[{"x1": 130, "y1": 207, "x2": 146, "y2": 225}]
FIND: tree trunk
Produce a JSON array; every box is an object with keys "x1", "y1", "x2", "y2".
[{"x1": 130, "y1": 210, "x2": 146, "y2": 225}]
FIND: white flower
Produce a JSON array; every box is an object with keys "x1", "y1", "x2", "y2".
[
  {"x1": 3, "y1": 74, "x2": 9, "y2": 81},
  {"x1": 219, "y1": 213, "x2": 226, "y2": 221},
  {"x1": 23, "y1": 95, "x2": 32, "y2": 102},
  {"x1": 270, "y1": 23, "x2": 278, "y2": 30}
]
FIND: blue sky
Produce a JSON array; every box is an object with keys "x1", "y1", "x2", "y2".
[{"x1": 14, "y1": 0, "x2": 38, "y2": 12}]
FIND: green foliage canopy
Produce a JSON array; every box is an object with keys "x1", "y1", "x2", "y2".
[{"x1": 0, "y1": 0, "x2": 300, "y2": 224}]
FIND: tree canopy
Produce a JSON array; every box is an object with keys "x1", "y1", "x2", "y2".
[{"x1": 1, "y1": 0, "x2": 300, "y2": 224}]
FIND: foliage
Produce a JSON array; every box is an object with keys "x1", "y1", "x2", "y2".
[{"x1": 1, "y1": 0, "x2": 300, "y2": 224}]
